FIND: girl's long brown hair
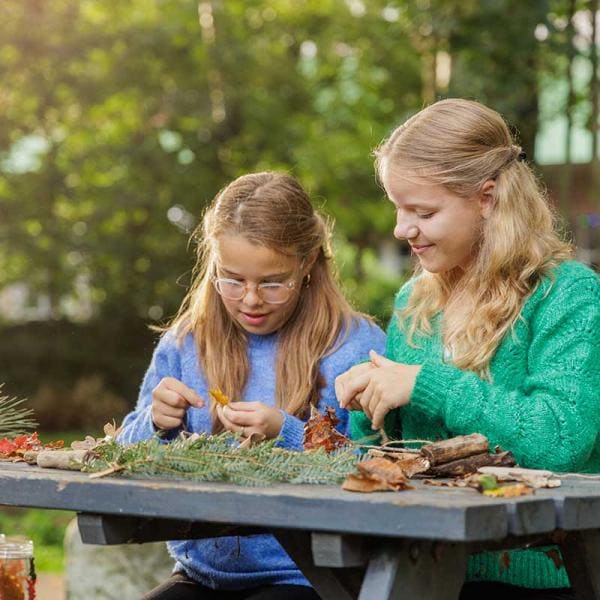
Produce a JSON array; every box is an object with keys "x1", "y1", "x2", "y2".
[
  {"x1": 375, "y1": 99, "x2": 573, "y2": 378},
  {"x1": 168, "y1": 172, "x2": 359, "y2": 430}
]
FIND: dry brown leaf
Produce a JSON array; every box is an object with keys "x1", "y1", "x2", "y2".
[
  {"x1": 358, "y1": 457, "x2": 411, "y2": 486},
  {"x1": 342, "y1": 474, "x2": 399, "y2": 492},
  {"x1": 303, "y1": 406, "x2": 352, "y2": 453}
]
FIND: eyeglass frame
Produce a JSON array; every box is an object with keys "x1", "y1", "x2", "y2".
[{"x1": 212, "y1": 276, "x2": 297, "y2": 304}]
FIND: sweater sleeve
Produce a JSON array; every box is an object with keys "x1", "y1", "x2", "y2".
[
  {"x1": 315, "y1": 317, "x2": 386, "y2": 448},
  {"x1": 118, "y1": 332, "x2": 183, "y2": 445},
  {"x1": 410, "y1": 273, "x2": 600, "y2": 471}
]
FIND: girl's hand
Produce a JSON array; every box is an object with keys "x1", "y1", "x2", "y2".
[
  {"x1": 334, "y1": 361, "x2": 375, "y2": 410},
  {"x1": 216, "y1": 401, "x2": 284, "y2": 440},
  {"x1": 151, "y1": 377, "x2": 204, "y2": 431},
  {"x1": 336, "y1": 351, "x2": 421, "y2": 429}
]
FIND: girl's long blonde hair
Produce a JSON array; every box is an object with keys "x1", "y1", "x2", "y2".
[
  {"x1": 375, "y1": 99, "x2": 573, "y2": 377},
  {"x1": 169, "y1": 172, "x2": 358, "y2": 430}
]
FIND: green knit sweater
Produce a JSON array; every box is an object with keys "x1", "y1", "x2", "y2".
[{"x1": 351, "y1": 260, "x2": 600, "y2": 589}]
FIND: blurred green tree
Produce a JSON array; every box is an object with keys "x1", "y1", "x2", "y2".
[{"x1": 0, "y1": 0, "x2": 589, "y2": 423}]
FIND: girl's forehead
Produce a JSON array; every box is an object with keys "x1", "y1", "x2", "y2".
[
  {"x1": 215, "y1": 235, "x2": 299, "y2": 275},
  {"x1": 383, "y1": 171, "x2": 447, "y2": 206}
]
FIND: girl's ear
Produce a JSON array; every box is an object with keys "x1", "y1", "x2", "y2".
[
  {"x1": 479, "y1": 179, "x2": 496, "y2": 219},
  {"x1": 301, "y1": 249, "x2": 319, "y2": 277}
]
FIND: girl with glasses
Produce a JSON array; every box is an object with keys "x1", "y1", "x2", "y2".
[
  {"x1": 335, "y1": 98, "x2": 600, "y2": 600},
  {"x1": 119, "y1": 171, "x2": 385, "y2": 600}
]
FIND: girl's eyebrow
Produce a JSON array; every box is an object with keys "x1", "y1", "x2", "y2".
[
  {"x1": 390, "y1": 197, "x2": 438, "y2": 209},
  {"x1": 219, "y1": 267, "x2": 293, "y2": 279}
]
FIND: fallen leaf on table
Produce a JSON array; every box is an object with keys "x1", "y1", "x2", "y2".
[
  {"x1": 342, "y1": 457, "x2": 414, "y2": 493},
  {"x1": 482, "y1": 483, "x2": 534, "y2": 497},
  {"x1": 477, "y1": 466, "x2": 561, "y2": 489},
  {"x1": 368, "y1": 450, "x2": 430, "y2": 477},
  {"x1": 342, "y1": 474, "x2": 403, "y2": 492},
  {"x1": 303, "y1": 406, "x2": 352, "y2": 453}
]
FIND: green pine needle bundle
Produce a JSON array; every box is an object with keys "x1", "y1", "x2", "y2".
[
  {"x1": 0, "y1": 383, "x2": 38, "y2": 438},
  {"x1": 84, "y1": 432, "x2": 359, "y2": 486}
]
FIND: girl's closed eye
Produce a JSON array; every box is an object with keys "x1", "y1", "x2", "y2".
[{"x1": 418, "y1": 212, "x2": 435, "y2": 219}]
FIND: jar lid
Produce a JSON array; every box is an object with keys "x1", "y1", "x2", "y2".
[{"x1": 0, "y1": 533, "x2": 34, "y2": 558}]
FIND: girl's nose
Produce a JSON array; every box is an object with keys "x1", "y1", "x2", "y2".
[
  {"x1": 394, "y1": 221, "x2": 419, "y2": 240},
  {"x1": 242, "y1": 284, "x2": 263, "y2": 307}
]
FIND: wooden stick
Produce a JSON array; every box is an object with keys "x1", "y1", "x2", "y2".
[
  {"x1": 425, "y1": 451, "x2": 515, "y2": 477},
  {"x1": 421, "y1": 433, "x2": 489, "y2": 466},
  {"x1": 36, "y1": 449, "x2": 88, "y2": 470}
]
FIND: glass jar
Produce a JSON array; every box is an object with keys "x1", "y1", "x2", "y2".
[{"x1": 0, "y1": 534, "x2": 36, "y2": 600}]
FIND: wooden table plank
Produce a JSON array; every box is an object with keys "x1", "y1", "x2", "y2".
[{"x1": 0, "y1": 462, "x2": 520, "y2": 541}]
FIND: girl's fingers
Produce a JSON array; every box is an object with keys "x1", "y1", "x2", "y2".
[
  {"x1": 160, "y1": 377, "x2": 204, "y2": 408},
  {"x1": 226, "y1": 401, "x2": 260, "y2": 412},
  {"x1": 337, "y1": 371, "x2": 372, "y2": 408},
  {"x1": 157, "y1": 405, "x2": 186, "y2": 420},
  {"x1": 371, "y1": 402, "x2": 389, "y2": 430},
  {"x1": 155, "y1": 389, "x2": 188, "y2": 409},
  {"x1": 218, "y1": 405, "x2": 248, "y2": 430},
  {"x1": 154, "y1": 415, "x2": 184, "y2": 430}
]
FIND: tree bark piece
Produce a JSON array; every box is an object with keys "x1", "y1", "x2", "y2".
[
  {"x1": 426, "y1": 451, "x2": 515, "y2": 478},
  {"x1": 36, "y1": 449, "x2": 88, "y2": 470},
  {"x1": 421, "y1": 434, "x2": 489, "y2": 466}
]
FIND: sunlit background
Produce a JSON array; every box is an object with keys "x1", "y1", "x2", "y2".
[{"x1": 1, "y1": 0, "x2": 599, "y2": 436}]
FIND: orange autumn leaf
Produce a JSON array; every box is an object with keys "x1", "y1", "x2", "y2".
[
  {"x1": 303, "y1": 406, "x2": 351, "y2": 453},
  {"x1": 357, "y1": 457, "x2": 411, "y2": 487},
  {"x1": 208, "y1": 388, "x2": 230, "y2": 406},
  {"x1": 342, "y1": 474, "x2": 400, "y2": 493},
  {"x1": 343, "y1": 458, "x2": 414, "y2": 493}
]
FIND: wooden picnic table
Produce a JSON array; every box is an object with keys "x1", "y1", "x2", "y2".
[{"x1": 0, "y1": 461, "x2": 599, "y2": 599}]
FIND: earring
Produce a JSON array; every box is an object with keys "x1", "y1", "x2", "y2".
[{"x1": 304, "y1": 273, "x2": 311, "y2": 288}]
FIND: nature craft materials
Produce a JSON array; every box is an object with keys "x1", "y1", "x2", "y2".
[
  {"x1": 0, "y1": 385, "x2": 37, "y2": 439},
  {"x1": 3, "y1": 408, "x2": 560, "y2": 497}
]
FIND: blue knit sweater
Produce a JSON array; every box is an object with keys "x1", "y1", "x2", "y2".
[{"x1": 119, "y1": 317, "x2": 385, "y2": 590}]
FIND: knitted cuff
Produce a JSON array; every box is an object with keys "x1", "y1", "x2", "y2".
[{"x1": 276, "y1": 410, "x2": 305, "y2": 450}]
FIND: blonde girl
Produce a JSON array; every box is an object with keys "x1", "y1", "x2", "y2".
[
  {"x1": 336, "y1": 99, "x2": 600, "y2": 600},
  {"x1": 120, "y1": 171, "x2": 385, "y2": 600}
]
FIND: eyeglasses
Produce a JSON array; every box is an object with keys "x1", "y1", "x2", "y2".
[{"x1": 213, "y1": 277, "x2": 296, "y2": 304}]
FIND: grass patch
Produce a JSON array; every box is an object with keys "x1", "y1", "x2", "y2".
[{"x1": 0, "y1": 507, "x2": 75, "y2": 572}]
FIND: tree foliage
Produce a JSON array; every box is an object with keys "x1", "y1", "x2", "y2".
[{"x1": 0, "y1": 0, "x2": 590, "y2": 426}]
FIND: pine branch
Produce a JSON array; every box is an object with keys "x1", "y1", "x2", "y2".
[
  {"x1": 0, "y1": 384, "x2": 38, "y2": 438},
  {"x1": 83, "y1": 432, "x2": 360, "y2": 486}
]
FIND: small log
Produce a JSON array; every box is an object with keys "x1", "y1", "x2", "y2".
[
  {"x1": 421, "y1": 433, "x2": 489, "y2": 466},
  {"x1": 36, "y1": 449, "x2": 88, "y2": 470},
  {"x1": 22, "y1": 450, "x2": 39, "y2": 464},
  {"x1": 425, "y1": 450, "x2": 516, "y2": 477}
]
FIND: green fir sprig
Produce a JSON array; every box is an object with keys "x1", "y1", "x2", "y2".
[
  {"x1": 0, "y1": 383, "x2": 38, "y2": 438},
  {"x1": 83, "y1": 432, "x2": 359, "y2": 486}
]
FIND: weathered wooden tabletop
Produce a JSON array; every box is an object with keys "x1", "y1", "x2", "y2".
[{"x1": 0, "y1": 462, "x2": 599, "y2": 599}]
